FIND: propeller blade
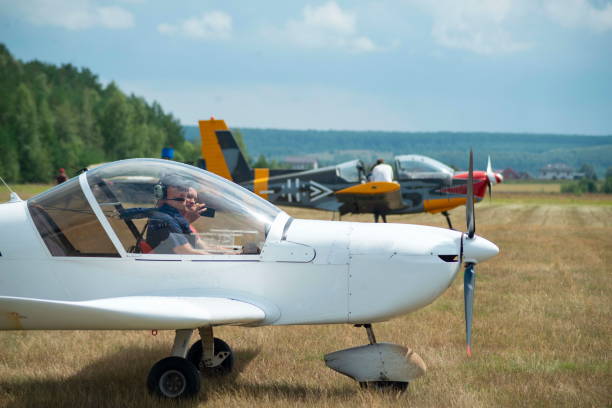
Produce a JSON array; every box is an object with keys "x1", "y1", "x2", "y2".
[
  {"x1": 486, "y1": 155, "x2": 495, "y2": 200},
  {"x1": 466, "y1": 150, "x2": 475, "y2": 239},
  {"x1": 464, "y1": 262, "x2": 476, "y2": 357}
]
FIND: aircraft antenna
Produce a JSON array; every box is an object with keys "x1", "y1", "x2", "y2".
[{"x1": 0, "y1": 175, "x2": 21, "y2": 202}]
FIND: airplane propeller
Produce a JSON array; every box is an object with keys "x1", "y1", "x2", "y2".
[
  {"x1": 463, "y1": 150, "x2": 476, "y2": 356},
  {"x1": 459, "y1": 151, "x2": 500, "y2": 355}
]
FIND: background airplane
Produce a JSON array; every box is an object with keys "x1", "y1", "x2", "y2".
[
  {"x1": 0, "y1": 157, "x2": 498, "y2": 399},
  {"x1": 198, "y1": 119, "x2": 504, "y2": 228}
]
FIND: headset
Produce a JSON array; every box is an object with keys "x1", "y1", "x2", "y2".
[
  {"x1": 153, "y1": 176, "x2": 183, "y2": 200},
  {"x1": 153, "y1": 182, "x2": 167, "y2": 200}
]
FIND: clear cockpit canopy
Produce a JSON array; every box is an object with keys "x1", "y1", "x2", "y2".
[
  {"x1": 86, "y1": 159, "x2": 281, "y2": 254},
  {"x1": 335, "y1": 160, "x2": 366, "y2": 183},
  {"x1": 27, "y1": 159, "x2": 281, "y2": 257},
  {"x1": 394, "y1": 155, "x2": 454, "y2": 180}
]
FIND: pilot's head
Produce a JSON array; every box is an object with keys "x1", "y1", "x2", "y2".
[
  {"x1": 156, "y1": 176, "x2": 189, "y2": 210},
  {"x1": 376, "y1": 158, "x2": 384, "y2": 165}
]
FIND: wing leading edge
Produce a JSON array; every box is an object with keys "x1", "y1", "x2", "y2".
[{"x1": 0, "y1": 296, "x2": 266, "y2": 330}]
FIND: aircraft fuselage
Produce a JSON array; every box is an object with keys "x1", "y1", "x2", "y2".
[{"x1": 0, "y1": 201, "x2": 465, "y2": 329}]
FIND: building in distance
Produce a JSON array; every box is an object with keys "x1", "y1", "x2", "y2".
[
  {"x1": 282, "y1": 156, "x2": 319, "y2": 170},
  {"x1": 539, "y1": 163, "x2": 583, "y2": 180}
]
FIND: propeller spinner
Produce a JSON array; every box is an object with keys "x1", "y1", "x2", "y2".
[{"x1": 485, "y1": 155, "x2": 503, "y2": 200}]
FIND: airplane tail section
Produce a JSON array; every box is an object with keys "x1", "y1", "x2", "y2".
[
  {"x1": 198, "y1": 119, "x2": 252, "y2": 183},
  {"x1": 215, "y1": 130, "x2": 253, "y2": 183}
]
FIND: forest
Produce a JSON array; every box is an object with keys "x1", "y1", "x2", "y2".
[{"x1": 0, "y1": 44, "x2": 195, "y2": 183}]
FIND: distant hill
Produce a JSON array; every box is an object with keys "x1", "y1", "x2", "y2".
[{"x1": 182, "y1": 126, "x2": 612, "y2": 177}]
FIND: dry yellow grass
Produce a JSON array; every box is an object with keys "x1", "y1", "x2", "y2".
[
  {"x1": 1, "y1": 188, "x2": 611, "y2": 407},
  {"x1": 495, "y1": 183, "x2": 561, "y2": 194}
]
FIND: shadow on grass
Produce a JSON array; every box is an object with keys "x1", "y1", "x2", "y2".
[
  {"x1": 208, "y1": 380, "x2": 359, "y2": 399},
  {"x1": 0, "y1": 345, "x2": 262, "y2": 408},
  {"x1": 1, "y1": 343, "x2": 367, "y2": 407}
]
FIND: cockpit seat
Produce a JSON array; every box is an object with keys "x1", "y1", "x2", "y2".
[{"x1": 138, "y1": 240, "x2": 154, "y2": 254}]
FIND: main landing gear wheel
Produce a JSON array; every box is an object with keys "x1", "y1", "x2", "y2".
[
  {"x1": 147, "y1": 356, "x2": 201, "y2": 399},
  {"x1": 186, "y1": 337, "x2": 234, "y2": 376},
  {"x1": 359, "y1": 381, "x2": 409, "y2": 393}
]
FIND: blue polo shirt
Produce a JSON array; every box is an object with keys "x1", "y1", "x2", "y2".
[{"x1": 146, "y1": 204, "x2": 192, "y2": 253}]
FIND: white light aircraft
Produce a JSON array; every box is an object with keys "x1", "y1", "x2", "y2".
[{"x1": 0, "y1": 153, "x2": 498, "y2": 399}]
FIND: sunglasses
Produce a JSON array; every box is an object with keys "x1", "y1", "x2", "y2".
[{"x1": 167, "y1": 197, "x2": 199, "y2": 203}]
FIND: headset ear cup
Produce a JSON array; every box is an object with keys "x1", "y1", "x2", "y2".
[{"x1": 153, "y1": 183, "x2": 166, "y2": 200}]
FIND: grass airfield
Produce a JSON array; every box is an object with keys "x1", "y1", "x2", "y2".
[{"x1": 0, "y1": 184, "x2": 610, "y2": 407}]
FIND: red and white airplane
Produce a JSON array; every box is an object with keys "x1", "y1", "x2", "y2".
[{"x1": 0, "y1": 154, "x2": 497, "y2": 399}]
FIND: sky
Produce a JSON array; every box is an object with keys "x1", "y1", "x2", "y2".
[{"x1": 1, "y1": 0, "x2": 611, "y2": 134}]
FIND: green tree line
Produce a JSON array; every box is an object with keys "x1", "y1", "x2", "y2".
[
  {"x1": 222, "y1": 128, "x2": 612, "y2": 176},
  {"x1": 0, "y1": 43, "x2": 193, "y2": 182},
  {"x1": 560, "y1": 166, "x2": 612, "y2": 194}
]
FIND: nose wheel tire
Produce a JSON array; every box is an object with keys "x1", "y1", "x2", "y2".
[
  {"x1": 359, "y1": 381, "x2": 409, "y2": 393},
  {"x1": 147, "y1": 357, "x2": 201, "y2": 399},
  {"x1": 186, "y1": 337, "x2": 234, "y2": 376}
]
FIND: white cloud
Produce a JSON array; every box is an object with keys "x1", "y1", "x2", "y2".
[
  {"x1": 543, "y1": 0, "x2": 612, "y2": 31},
  {"x1": 97, "y1": 6, "x2": 134, "y2": 29},
  {"x1": 276, "y1": 1, "x2": 379, "y2": 53},
  {"x1": 411, "y1": 0, "x2": 612, "y2": 54},
  {"x1": 410, "y1": 0, "x2": 531, "y2": 55},
  {"x1": 157, "y1": 11, "x2": 232, "y2": 40},
  {"x1": 3, "y1": 0, "x2": 134, "y2": 30}
]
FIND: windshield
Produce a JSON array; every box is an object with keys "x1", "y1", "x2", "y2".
[
  {"x1": 85, "y1": 159, "x2": 280, "y2": 255},
  {"x1": 335, "y1": 160, "x2": 363, "y2": 183},
  {"x1": 27, "y1": 178, "x2": 120, "y2": 257},
  {"x1": 395, "y1": 155, "x2": 454, "y2": 180}
]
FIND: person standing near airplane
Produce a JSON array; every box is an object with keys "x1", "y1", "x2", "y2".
[
  {"x1": 370, "y1": 159, "x2": 394, "y2": 183},
  {"x1": 56, "y1": 168, "x2": 68, "y2": 184},
  {"x1": 370, "y1": 159, "x2": 394, "y2": 223}
]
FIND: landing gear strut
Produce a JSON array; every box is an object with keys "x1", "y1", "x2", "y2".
[
  {"x1": 147, "y1": 327, "x2": 234, "y2": 399},
  {"x1": 442, "y1": 211, "x2": 454, "y2": 229},
  {"x1": 186, "y1": 326, "x2": 234, "y2": 376}
]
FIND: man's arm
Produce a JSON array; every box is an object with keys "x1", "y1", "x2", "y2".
[{"x1": 173, "y1": 243, "x2": 215, "y2": 255}]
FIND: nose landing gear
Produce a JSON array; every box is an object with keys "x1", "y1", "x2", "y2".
[{"x1": 324, "y1": 323, "x2": 426, "y2": 393}]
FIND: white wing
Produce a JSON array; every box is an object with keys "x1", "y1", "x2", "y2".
[{"x1": 0, "y1": 296, "x2": 265, "y2": 330}]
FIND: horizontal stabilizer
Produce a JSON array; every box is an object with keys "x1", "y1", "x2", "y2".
[{"x1": 0, "y1": 296, "x2": 265, "y2": 330}]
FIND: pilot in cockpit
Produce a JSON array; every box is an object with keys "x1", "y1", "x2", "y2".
[{"x1": 146, "y1": 176, "x2": 218, "y2": 255}]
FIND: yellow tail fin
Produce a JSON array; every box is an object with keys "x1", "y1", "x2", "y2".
[{"x1": 198, "y1": 118, "x2": 232, "y2": 181}]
